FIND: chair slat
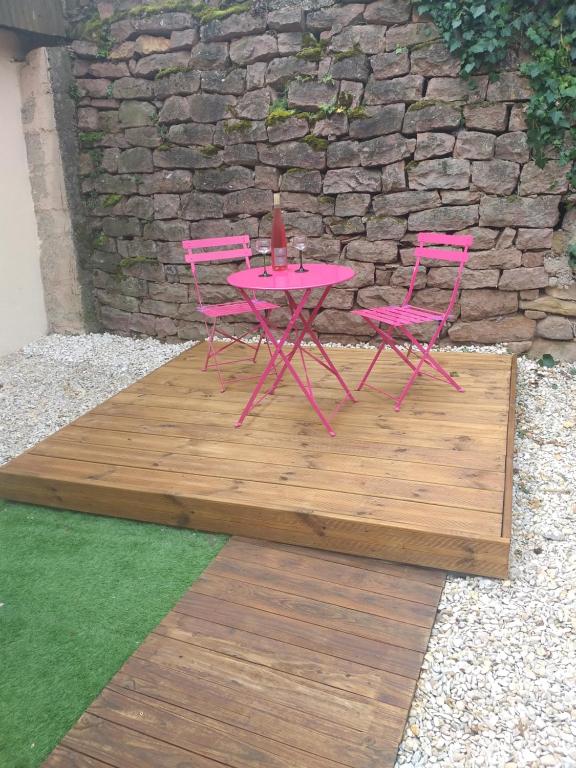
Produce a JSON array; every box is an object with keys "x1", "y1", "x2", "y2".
[
  {"x1": 183, "y1": 235, "x2": 250, "y2": 249},
  {"x1": 415, "y1": 247, "x2": 469, "y2": 264},
  {"x1": 417, "y1": 232, "x2": 473, "y2": 248},
  {"x1": 184, "y1": 248, "x2": 252, "y2": 265}
]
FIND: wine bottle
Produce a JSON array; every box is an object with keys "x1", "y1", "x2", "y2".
[{"x1": 270, "y1": 193, "x2": 288, "y2": 271}]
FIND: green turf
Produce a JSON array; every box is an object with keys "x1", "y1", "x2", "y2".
[{"x1": 0, "y1": 500, "x2": 228, "y2": 768}]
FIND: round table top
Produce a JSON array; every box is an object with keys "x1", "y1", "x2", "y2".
[{"x1": 227, "y1": 262, "x2": 355, "y2": 292}]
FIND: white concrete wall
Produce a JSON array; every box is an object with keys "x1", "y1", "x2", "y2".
[{"x1": 0, "y1": 30, "x2": 47, "y2": 355}]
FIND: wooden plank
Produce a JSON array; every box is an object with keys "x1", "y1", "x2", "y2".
[
  {"x1": 30, "y1": 438, "x2": 504, "y2": 513},
  {"x1": 43, "y1": 536, "x2": 445, "y2": 768},
  {"x1": 1, "y1": 345, "x2": 513, "y2": 579},
  {"x1": 502, "y1": 355, "x2": 517, "y2": 541}
]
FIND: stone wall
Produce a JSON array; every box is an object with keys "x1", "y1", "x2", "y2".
[{"x1": 72, "y1": 0, "x2": 576, "y2": 354}]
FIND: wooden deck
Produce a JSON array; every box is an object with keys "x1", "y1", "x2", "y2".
[
  {"x1": 0, "y1": 343, "x2": 516, "y2": 578},
  {"x1": 42, "y1": 537, "x2": 446, "y2": 768}
]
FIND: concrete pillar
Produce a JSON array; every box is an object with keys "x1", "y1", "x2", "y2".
[{"x1": 0, "y1": 30, "x2": 48, "y2": 355}]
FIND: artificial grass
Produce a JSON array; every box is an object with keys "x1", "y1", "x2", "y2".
[{"x1": 0, "y1": 500, "x2": 228, "y2": 767}]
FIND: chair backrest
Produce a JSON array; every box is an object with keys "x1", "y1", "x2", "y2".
[
  {"x1": 182, "y1": 235, "x2": 252, "y2": 307},
  {"x1": 404, "y1": 231, "x2": 473, "y2": 319}
]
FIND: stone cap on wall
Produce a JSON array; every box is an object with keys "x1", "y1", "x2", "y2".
[{"x1": 0, "y1": 0, "x2": 68, "y2": 42}]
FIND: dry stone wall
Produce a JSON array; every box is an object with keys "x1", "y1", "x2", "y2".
[{"x1": 73, "y1": 0, "x2": 576, "y2": 354}]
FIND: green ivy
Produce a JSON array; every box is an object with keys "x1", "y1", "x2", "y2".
[{"x1": 417, "y1": 1, "x2": 576, "y2": 185}]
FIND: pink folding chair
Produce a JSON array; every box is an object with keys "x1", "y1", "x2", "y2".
[
  {"x1": 182, "y1": 235, "x2": 279, "y2": 392},
  {"x1": 352, "y1": 231, "x2": 473, "y2": 410}
]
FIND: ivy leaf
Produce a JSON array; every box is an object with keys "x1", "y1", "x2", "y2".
[
  {"x1": 538, "y1": 354, "x2": 557, "y2": 368},
  {"x1": 471, "y1": 4, "x2": 486, "y2": 18}
]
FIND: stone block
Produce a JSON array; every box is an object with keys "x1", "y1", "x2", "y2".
[
  {"x1": 370, "y1": 50, "x2": 410, "y2": 80},
  {"x1": 467, "y1": 248, "x2": 521, "y2": 270},
  {"x1": 167, "y1": 123, "x2": 215, "y2": 146},
  {"x1": 365, "y1": 75, "x2": 424, "y2": 105},
  {"x1": 323, "y1": 168, "x2": 382, "y2": 193},
  {"x1": 118, "y1": 147, "x2": 153, "y2": 173},
  {"x1": 265, "y1": 56, "x2": 317, "y2": 87},
  {"x1": 414, "y1": 133, "x2": 455, "y2": 161},
  {"x1": 373, "y1": 190, "x2": 441, "y2": 216},
  {"x1": 365, "y1": 217, "x2": 406, "y2": 242},
  {"x1": 313, "y1": 114, "x2": 349, "y2": 139},
  {"x1": 255, "y1": 166, "x2": 280, "y2": 191},
  {"x1": 268, "y1": 7, "x2": 304, "y2": 32},
  {"x1": 154, "y1": 146, "x2": 222, "y2": 169},
  {"x1": 118, "y1": 100, "x2": 156, "y2": 127},
  {"x1": 153, "y1": 193, "x2": 180, "y2": 220},
  {"x1": 479, "y1": 196, "x2": 560, "y2": 228},
  {"x1": 326, "y1": 217, "x2": 365, "y2": 236},
  {"x1": 307, "y1": 4, "x2": 365, "y2": 32},
  {"x1": 230, "y1": 34, "x2": 277, "y2": 65},
  {"x1": 385, "y1": 22, "x2": 439, "y2": 51},
  {"x1": 327, "y1": 140, "x2": 361, "y2": 168},
  {"x1": 441, "y1": 190, "x2": 482, "y2": 205},
  {"x1": 454, "y1": 130, "x2": 495, "y2": 160},
  {"x1": 95, "y1": 174, "x2": 138, "y2": 195},
  {"x1": 348, "y1": 104, "x2": 405, "y2": 140},
  {"x1": 381, "y1": 162, "x2": 407, "y2": 193},
  {"x1": 537, "y1": 316, "x2": 573, "y2": 340},
  {"x1": 149, "y1": 282, "x2": 188, "y2": 303},
  {"x1": 214, "y1": 120, "x2": 267, "y2": 145},
  {"x1": 124, "y1": 196, "x2": 154, "y2": 220},
  {"x1": 364, "y1": 0, "x2": 411, "y2": 24},
  {"x1": 426, "y1": 76, "x2": 488, "y2": 102},
  {"x1": 192, "y1": 93, "x2": 238, "y2": 124},
  {"x1": 201, "y1": 11, "x2": 266, "y2": 42},
  {"x1": 345, "y1": 239, "x2": 398, "y2": 263},
  {"x1": 202, "y1": 69, "x2": 246, "y2": 96},
  {"x1": 527, "y1": 339, "x2": 576, "y2": 362},
  {"x1": 278, "y1": 32, "x2": 303, "y2": 56},
  {"x1": 223, "y1": 143, "x2": 259, "y2": 166},
  {"x1": 508, "y1": 104, "x2": 527, "y2": 131},
  {"x1": 287, "y1": 80, "x2": 338, "y2": 111},
  {"x1": 88, "y1": 61, "x2": 130, "y2": 80},
  {"x1": 100, "y1": 305, "x2": 132, "y2": 332},
  {"x1": 143, "y1": 219, "x2": 189, "y2": 241},
  {"x1": 499, "y1": 267, "x2": 549, "y2": 290},
  {"x1": 357, "y1": 285, "x2": 405, "y2": 308},
  {"x1": 471, "y1": 159, "x2": 519, "y2": 195},
  {"x1": 188, "y1": 41, "x2": 229, "y2": 70},
  {"x1": 102, "y1": 216, "x2": 141, "y2": 237},
  {"x1": 409, "y1": 158, "x2": 470, "y2": 190},
  {"x1": 335, "y1": 193, "x2": 371, "y2": 216},
  {"x1": 486, "y1": 72, "x2": 532, "y2": 101},
  {"x1": 134, "y1": 35, "x2": 172, "y2": 56},
  {"x1": 331, "y1": 25, "x2": 387, "y2": 54},
  {"x1": 223, "y1": 188, "x2": 273, "y2": 216},
  {"x1": 520, "y1": 296, "x2": 576, "y2": 317},
  {"x1": 139, "y1": 170, "x2": 193, "y2": 194},
  {"x1": 152, "y1": 70, "x2": 200, "y2": 98},
  {"x1": 280, "y1": 169, "x2": 322, "y2": 193},
  {"x1": 132, "y1": 51, "x2": 189, "y2": 78},
  {"x1": 410, "y1": 42, "x2": 460, "y2": 77},
  {"x1": 449, "y1": 315, "x2": 536, "y2": 342},
  {"x1": 236, "y1": 88, "x2": 273, "y2": 120},
  {"x1": 409, "y1": 205, "x2": 479, "y2": 231},
  {"x1": 315, "y1": 308, "x2": 374, "y2": 335},
  {"x1": 521, "y1": 252, "x2": 545, "y2": 267},
  {"x1": 390, "y1": 266, "x2": 426, "y2": 289},
  {"x1": 330, "y1": 53, "x2": 370, "y2": 82},
  {"x1": 125, "y1": 126, "x2": 162, "y2": 148},
  {"x1": 402, "y1": 101, "x2": 462, "y2": 134},
  {"x1": 460, "y1": 289, "x2": 518, "y2": 321},
  {"x1": 180, "y1": 191, "x2": 223, "y2": 220},
  {"x1": 495, "y1": 132, "x2": 529, "y2": 163},
  {"x1": 169, "y1": 28, "x2": 199, "y2": 51},
  {"x1": 359, "y1": 133, "x2": 413, "y2": 167},
  {"x1": 519, "y1": 162, "x2": 570, "y2": 196},
  {"x1": 280, "y1": 192, "x2": 321, "y2": 214},
  {"x1": 516, "y1": 228, "x2": 553, "y2": 250},
  {"x1": 258, "y1": 141, "x2": 326, "y2": 170},
  {"x1": 464, "y1": 102, "x2": 508, "y2": 132}
]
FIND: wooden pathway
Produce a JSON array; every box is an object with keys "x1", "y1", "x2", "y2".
[
  {"x1": 43, "y1": 537, "x2": 446, "y2": 768},
  {"x1": 0, "y1": 344, "x2": 516, "y2": 577}
]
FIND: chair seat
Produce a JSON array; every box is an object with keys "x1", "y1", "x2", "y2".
[
  {"x1": 199, "y1": 300, "x2": 279, "y2": 319},
  {"x1": 353, "y1": 303, "x2": 443, "y2": 327}
]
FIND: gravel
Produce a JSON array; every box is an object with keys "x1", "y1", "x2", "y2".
[{"x1": 1, "y1": 333, "x2": 575, "y2": 766}]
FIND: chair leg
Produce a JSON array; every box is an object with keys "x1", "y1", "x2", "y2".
[{"x1": 357, "y1": 337, "x2": 388, "y2": 391}]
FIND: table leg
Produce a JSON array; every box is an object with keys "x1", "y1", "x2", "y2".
[{"x1": 235, "y1": 288, "x2": 338, "y2": 435}]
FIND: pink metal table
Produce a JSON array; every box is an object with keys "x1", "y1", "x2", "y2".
[{"x1": 227, "y1": 262, "x2": 357, "y2": 436}]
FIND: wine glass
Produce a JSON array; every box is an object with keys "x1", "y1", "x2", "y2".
[
  {"x1": 255, "y1": 238, "x2": 271, "y2": 277},
  {"x1": 292, "y1": 235, "x2": 308, "y2": 273}
]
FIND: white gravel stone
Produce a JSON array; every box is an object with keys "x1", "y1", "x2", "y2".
[{"x1": 1, "y1": 334, "x2": 575, "y2": 767}]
